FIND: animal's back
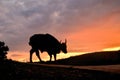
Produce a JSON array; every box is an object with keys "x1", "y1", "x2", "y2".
[{"x1": 29, "y1": 34, "x2": 60, "y2": 51}]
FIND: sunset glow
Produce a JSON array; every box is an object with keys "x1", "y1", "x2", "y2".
[
  {"x1": 0, "y1": 0, "x2": 120, "y2": 62},
  {"x1": 8, "y1": 51, "x2": 87, "y2": 62},
  {"x1": 103, "y1": 47, "x2": 120, "y2": 51}
]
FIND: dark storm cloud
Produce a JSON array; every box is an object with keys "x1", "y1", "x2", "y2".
[{"x1": 0, "y1": 0, "x2": 120, "y2": 52}]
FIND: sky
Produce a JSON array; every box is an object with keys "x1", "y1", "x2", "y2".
[{"x1": 0, "y1": 0, "x2": 120, "y2": 62}]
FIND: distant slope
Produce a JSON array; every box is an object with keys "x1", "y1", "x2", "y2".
[{"x1": 55, "y1": 50, "x2": 120, "y2": 65}]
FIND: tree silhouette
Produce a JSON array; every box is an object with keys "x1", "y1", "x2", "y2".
[{"x1": 0, "y1": 41, "x2": 9, "y2": 60}]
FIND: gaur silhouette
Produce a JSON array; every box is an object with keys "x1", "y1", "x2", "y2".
[{"x1": 29, "y1": 33, "x2": 67, "y2": 62}]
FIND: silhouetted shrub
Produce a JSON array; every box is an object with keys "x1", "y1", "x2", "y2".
[{"x1": 0, "y1": 41, "x2": 9, "y2": 60}]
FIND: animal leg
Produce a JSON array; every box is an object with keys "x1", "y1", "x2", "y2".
[
  {"x1": 30, "y1": 49, "x2": 34, "y2": 62},
  {"x1": 35, "y1": 50, "x2": 42, "y2": 62},
  {"x1": 54, "y1": 54, "x2": 56, "y2": 61},
  {"x1": 49, "y1": 54, "x2": 52, "y2": 62}
]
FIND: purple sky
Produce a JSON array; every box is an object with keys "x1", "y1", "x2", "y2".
[{"x1": 0, "y1": 0, "x2": 120, "y2": 61}]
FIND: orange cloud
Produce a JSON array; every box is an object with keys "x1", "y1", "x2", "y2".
[
  {"x1": 67, "y1": 12, "x2": 120, "y2": 52},
  {"x1": 7, "y1": 51, "x2": 29, "y2": 62}
]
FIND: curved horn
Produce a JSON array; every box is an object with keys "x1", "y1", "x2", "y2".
[
  {"x1": 60, "y1": 40, "x2": 62, "y2": 43},
  {"x1": 65, "y1": 39, "x2": 67, "y2": 43}
]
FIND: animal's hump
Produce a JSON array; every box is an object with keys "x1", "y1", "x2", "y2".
[
  {"x1": 29, "y1": 33, "x2": 60, "y2": 44},
  {"x1": 45, "y1": 33, "x2": 59, "y2": 42}
]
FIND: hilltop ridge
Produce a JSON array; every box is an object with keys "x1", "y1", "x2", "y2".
[{"x1": 52, "y1": 50, "x2": 120, "y2": 65}]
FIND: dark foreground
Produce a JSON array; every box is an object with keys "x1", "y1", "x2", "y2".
[{"x1": 0, "y1": 60, "x2": 120, "y2": 80}]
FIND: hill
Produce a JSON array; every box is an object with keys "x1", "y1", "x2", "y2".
[
  {"x1": 55, "y1": 50, "x2": 120, "y2": 65},
  {"x1": 1, "y1": 50, "x2": 120, "y2": 80},
  {"x1": 0, "y1": 59, "x2": 120, "y2": 80}
]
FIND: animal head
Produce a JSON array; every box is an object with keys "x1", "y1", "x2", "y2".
[{"x1": 60, "y1": 39, "x2": 67, "y2": 53}]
